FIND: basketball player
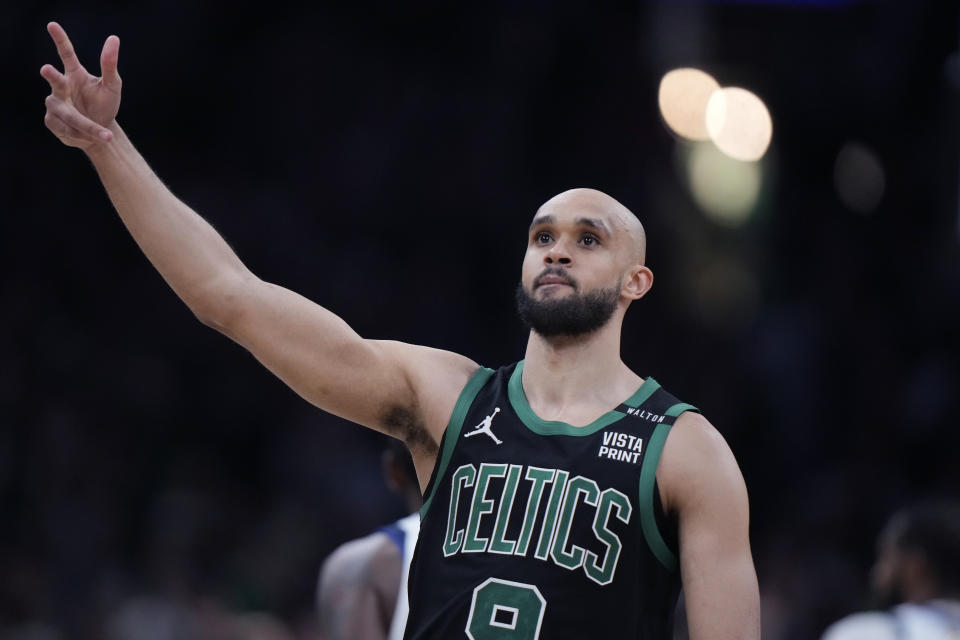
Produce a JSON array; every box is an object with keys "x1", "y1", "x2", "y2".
[
  {"x1": 317, "y1": 441, "x2": 422, "y2": 640},
  {"x1": 40, "y1": 22, "x2": 760, "y2": 639},
  {"x1": 821, "y1": 503, "x2": 960, "y2": 640}
]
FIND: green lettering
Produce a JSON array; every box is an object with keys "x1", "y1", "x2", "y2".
[
  {"x1": 464, "y1": 463, "x2": 508, "y2": 553},
  {"x1": 584, "y1": 488, "x2": 632, "y2": 585},
  {"x1": 515, "y1": 467, "x2": 555, "y2": 556},
  {"x1": 489, "y1": 464, "x2": 523, "y2": 554},
  {"x1": 534, "y1": 470, "x2": 569, "y2": 560},
  {"x1": 444, "y1": 464, "x2": 476, "y2": 557},
  {"x1": 551, "y1": 475, "x2": 599, "y2": 570}
]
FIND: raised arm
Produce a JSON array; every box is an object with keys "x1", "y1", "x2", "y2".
[
  {"x1": 658, "y1": 412, "x2": 761, "y2": 640},
  {"x1": 39, "y1": 22, "x2": 477, "y2": 478}
]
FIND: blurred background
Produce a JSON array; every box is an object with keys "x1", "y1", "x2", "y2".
[{"x1": 2, "y1": 0, "x2": 959, "y2": 638}]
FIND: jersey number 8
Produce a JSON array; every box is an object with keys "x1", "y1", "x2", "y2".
[{"x1": 465, "y1": 578, "x2": 546, "y2": 640}]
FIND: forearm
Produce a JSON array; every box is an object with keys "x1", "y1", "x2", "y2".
[{"x1": 85, "y1": 121, "x2": 250, "y2": 321}]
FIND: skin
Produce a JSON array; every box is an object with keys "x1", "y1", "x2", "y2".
[
  {"x1": 40, "y1": 22, "x2": 760, "y2": 639},
  {"x1": 318, "y1": 533, "x2": 401, "y2": 640},
  {"x1": 317, "y1": 451, "x2": 423, "y2": 640},
  {"x1": 870, "y1": 527, "x2": 944, "y2": 606},
  {"x1": 870, "y1": 531, "x2": 909, "y2": 606}
]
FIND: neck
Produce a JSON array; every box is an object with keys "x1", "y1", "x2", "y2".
[{"x1": 520, "y1": 318, "x2": 642, "y2": 420}]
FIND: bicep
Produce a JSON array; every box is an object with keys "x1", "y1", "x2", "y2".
[
  {"x1": 659, "y1": 414, "x2": 760, "y2": 640},
  {"x1": 209, "y1": 276, "x2": 412, "y2": 432},
  {"x1": 680, "y1": 513, "x2": 759, "y2": 640},
  {"x1": 207, "y1": 275, "x2": 476, "y2": 445}
]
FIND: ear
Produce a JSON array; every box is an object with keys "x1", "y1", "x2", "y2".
[{"x1": 621, "y1": 264, "x2": 654, "y2": 300}]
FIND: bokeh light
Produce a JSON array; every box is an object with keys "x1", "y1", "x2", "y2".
[
  {"x1": 833, "y1": 141, "x2": 886, "y2": 214},
  {"x1": 658, "y1": 68, "x2": 721, "y2": 141},
  {"x1": 684, "y1": 142, "x2": 764, "y2": 227},
  {"x1": 705, "y1": 87, "x2": 773, "y2": 162}
]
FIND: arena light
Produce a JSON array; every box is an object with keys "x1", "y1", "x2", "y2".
[
  {"x1": 834, "y1": 141, "x2": 885, "y2": 214},
  {"x1": 705, "y1": 87, "x2": 773, "y2": 162},
  {"x1": 658, "y1": 68, "x2": 721, "y2": 141},
  {"x1": 685, "y1": 142, "x2": 763, "y2": 227}
]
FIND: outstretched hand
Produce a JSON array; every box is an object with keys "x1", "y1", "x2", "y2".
[{"x1": 40, "y1": 22, "x2": 122, "y2": 149}]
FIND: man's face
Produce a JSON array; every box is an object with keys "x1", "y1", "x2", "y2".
[
  {"x1": 516, "y1": 196, "x2": 635, "y2": 337},
  {"x1": 870, "y1": 532, "x2": 906, "y2": 608}
]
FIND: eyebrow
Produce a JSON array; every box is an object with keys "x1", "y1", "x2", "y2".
[
  {"x1": 575, "y1": 217, "x2": 611, "y2": 235},
  {"x1": 529, "y1": 214, "x2": 555, "y2": 232},
  {"x1": 528, "y1": 215, "x2": 611, "y2": 236}
]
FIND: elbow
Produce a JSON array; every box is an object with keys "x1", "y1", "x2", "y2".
[
  {"x1": 188, "y1": 273, "x2": 254, "y2": 335},
  {"x1": 193, "y1": 304, "x2": 227, "y2": 331}
]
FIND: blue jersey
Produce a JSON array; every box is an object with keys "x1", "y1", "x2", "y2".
[{"x1": 379, "y1": 514, "x2": 420, "y2": 640}]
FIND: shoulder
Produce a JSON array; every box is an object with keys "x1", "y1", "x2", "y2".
[
  {"x1": 317, "y1": 530, "x2": 405, "y2": 638},
  {"x1": 374, "y1": 341, "x2": 481, "y2": 451},
  {"x1": 375, "y1": 341, "x2": 480, "y2": 404},
  {"x1": 821, "y1": 612, "x2": 898, "y2": 640},
  {"x1": 662, "y1": 411, "x2": 729, "y2": 456},
  {"x1": 319, "y1": 531, "x2": 403, "y2": 589},
  {"x1": 657, "y1": 411, "x2": 747, "y2": 516},
  {"x1": 376, "y1": 340, "x2": 479, "y2": 372}
]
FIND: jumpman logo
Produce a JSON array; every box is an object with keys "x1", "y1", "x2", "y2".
[{"x1": 464, "y1": 407, "x2": 503, "y2": 445}]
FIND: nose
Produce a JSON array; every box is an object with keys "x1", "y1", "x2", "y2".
[{"x1": 544, "y1": 239, "x2": 572, "y2": 265}]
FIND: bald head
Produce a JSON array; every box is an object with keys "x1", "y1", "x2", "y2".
[{"x1": 534, "y1": 188, "x2": 647, "y2": 264}]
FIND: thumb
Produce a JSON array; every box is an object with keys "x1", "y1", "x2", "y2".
[{"x1": 100, "y1": 35, "x2": 121, "y2": 91}]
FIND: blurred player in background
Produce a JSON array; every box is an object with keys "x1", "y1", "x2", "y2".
[
  {"x1": 821, "y1": 502, "x2": 960, "y2": 640},
  {"x1": 317, "y1": 440, "x2": 422, "y2": 640},
  {"x1": 40, "y1": 21, "x2": 759, "y2": 639}
]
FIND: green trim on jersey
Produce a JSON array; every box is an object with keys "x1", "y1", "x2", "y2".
[
  {"x1": 637, "y1": 401, "x2": 699, "y2": 571},
  {"x1": 507, "y1": 360, "x2": 661, "y2": 436},
  {"x1": 420, "y1": 366, "x2": 496, "y2": 520}
]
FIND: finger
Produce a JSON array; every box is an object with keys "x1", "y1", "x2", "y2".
[
  {"x1": 40, "y1": 64, "x2": 69, "y2": 97},
  {"x1": 44, "y1": 110, "x2": 87, "y2": 144},
  {"x1": 100, "y1": 35, "x2": 121, "y2": 92},
  {"x1": 44, "y1": 107, "x2": 98, "y2": 149},
  {"x1": 45, "y1": 95, "x2": 112, "y2": 142},
  {"x1": 47, "y1": 21, "x2": 85, "y2": 74}
]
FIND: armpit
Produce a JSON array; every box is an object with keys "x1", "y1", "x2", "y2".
[{"x1": 381, "y1": 404, "x2": 437, "y2": 457}]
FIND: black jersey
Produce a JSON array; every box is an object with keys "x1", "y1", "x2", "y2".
[{"x1": 404, "y1": 361, "x2": 698, "y2": 640}]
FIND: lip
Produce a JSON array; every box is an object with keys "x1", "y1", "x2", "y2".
[{"x1": 536, "y1": 275, "x2": 573, "y2": 287}]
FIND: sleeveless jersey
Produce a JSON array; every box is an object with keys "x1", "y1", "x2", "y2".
[{"x1": 404, "y1": 361, "x2": 698, "y2": 640}]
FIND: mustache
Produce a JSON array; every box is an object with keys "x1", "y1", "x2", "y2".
[{"x1": 534, "y1": 268, "x2": 578, "y2": 289}]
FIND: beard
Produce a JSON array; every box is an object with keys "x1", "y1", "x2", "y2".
[{"x1": 515, "y1": 272, "x2": 620, "y2": 338}]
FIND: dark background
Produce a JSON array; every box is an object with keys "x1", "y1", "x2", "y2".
[{"x1": 2, "y1": 1, "x2": 958, "y2": 638}]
